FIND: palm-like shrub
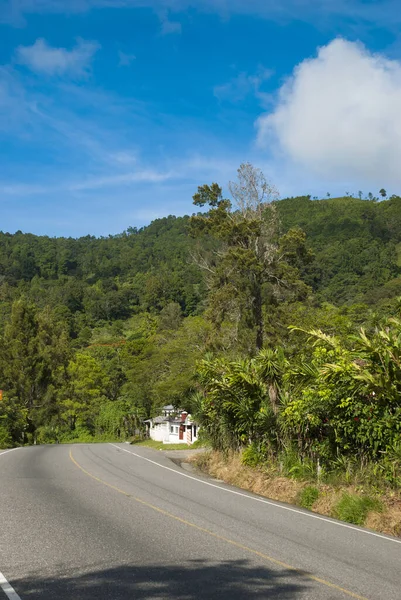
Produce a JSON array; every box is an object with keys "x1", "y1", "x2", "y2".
[
  {"x1": 283, "y1": 319, "x2": 401, "y2": 465},
  {"x1": 194, "y1": 349, "x2": 286, "y2": 452}
]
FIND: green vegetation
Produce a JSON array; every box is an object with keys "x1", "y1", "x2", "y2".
[
  {"x1": 134, "y1": 439, "x2": 204, "y2": 451},
  {"x1": 332, "y1": 493, "x2": 383, "y2": 525},
  {"x1": 1, "y1": 162, "x2": 401, "y2": 512},
  {"x1": 194, "y1": 316, "x2": 401, "y2": 489},
  {"x1": 297, "y1": 486, "x2": 319, "y2": 510}
]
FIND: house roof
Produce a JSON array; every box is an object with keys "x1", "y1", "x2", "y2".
[
  {"x1": 143, "y1": 416, "x2": 168, "y2": 424},
  {"x1": 144, "y1": 414, "x2": 198, "y2": 426},
  {"x1": 153, "y1": 415, "x2": 169, "y2": 424}
]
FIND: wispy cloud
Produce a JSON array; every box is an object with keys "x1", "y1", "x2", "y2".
[
  {"x1": 67, "y1": 169, "x2": 174, "y2": 191},
  {"x1": 2, "y1": 0, "x2": 401, "y2": 35},
  {"x1": 0, "y1": 182, "x2": 50, "y2": 195},
  {"x1": 118, "y1": 50, "x2": 136, "y2": 67},
  {"x1": 0, "y1": 66, "x2": 28, "y2": 133},
  {"x1": 15, "y1": 38, "x2": 100, "y2": 77},
  {"x1": 214, "y1": 66, "x2": 273, "y2": 105},
  {"x1": 158, "y1": 9, "x2": 182, "y2": 34},
  {"x1": 0, "y1": 61, "x2": 240, "y2": 212},
  {"x1": 0, "y1": 169, "x2": 174, "y2": 196},
  {"x1": 111, "y1": 151, "x2": 138, "y2": 165}
]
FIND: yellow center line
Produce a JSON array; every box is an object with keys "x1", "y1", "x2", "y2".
[{"x1": 69, "y1": 448, "x2": 369, "y2": 600}]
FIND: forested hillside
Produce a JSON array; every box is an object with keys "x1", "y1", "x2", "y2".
[
  {"x1": 278, "y1": 194, "x2": 401, "y2": 304},
  {"x1": 1, "y1": 166, "x2": 401, "y2": 491},
  {"x1": 1, "y1": 193, "x2": 400, "y2": 328}
]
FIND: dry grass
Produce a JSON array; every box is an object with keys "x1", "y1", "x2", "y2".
[
  {"x1": 312, "y1": 486, "x2": 342, "y2": 516},
  {"x1": 365, "y1": 505, "x2": 401, "y2": 536},
  {"x1": 191, "y1": 450, "x2": 303, "y2": 504},
  {"x1": 190, "y1": 450, "x2": 401, "y2": 537}
]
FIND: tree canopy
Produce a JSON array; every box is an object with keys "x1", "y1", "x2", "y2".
[{"x1": 1, "y1": 162, "x2": 401, "y2": 492}]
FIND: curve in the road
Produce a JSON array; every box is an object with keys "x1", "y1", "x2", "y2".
[
  {"x1": 0, "y1": 449, "x2": 20, "y2": 458},
  {"x1": 70, "y1": 447, "x2": 368, "y2": 600},
  {"x1": 1, "y1": 444, "x2": 400, "y2": 600},
  {"x1": 108, "y1": 444, "x2": 401, "y2": 547}
]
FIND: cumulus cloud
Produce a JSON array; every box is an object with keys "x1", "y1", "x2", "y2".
[
  {"x1": 256, "y1": 39, "x2": 401, "y2": 186},
  {"x1": 15, "y1": 38, "x2": 100, "y2": 76}
]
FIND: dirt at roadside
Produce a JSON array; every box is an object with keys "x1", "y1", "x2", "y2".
[{"x1": 160, "y1": 448, "x2": 205, "y2": 460}]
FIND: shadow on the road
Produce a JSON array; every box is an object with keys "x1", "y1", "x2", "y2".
[{"x1": 13, "y1": 558, "x2": 310, "y2": 599}]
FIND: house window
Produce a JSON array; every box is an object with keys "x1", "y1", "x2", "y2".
[{"x1": 170, "y1": 425, "x2": 179, "y2": 434}]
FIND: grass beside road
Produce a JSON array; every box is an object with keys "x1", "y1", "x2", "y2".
[
  {"x1": 191, "y1": 450, "x2": 401, "y2": 537},
  {"x1": 132, "y1": 438, "x2": 205, "y2": 451}
]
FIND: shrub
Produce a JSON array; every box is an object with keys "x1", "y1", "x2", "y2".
[
  {"x1": 333, "y1": 493, "x2": 383, "y2": 525},
  {"x1": 59, "y1": 426, "x2": 94, "y2": 443},
  {"x1": 0, "y1": 423, "x2": 12, "y2": 449},
  {"x1": 130, "y1": 435, "x2": 145, "y2": 444},
  {"x1": 298, "y1": 486, "x2": 319, "y2": 509},
  {"x1": 35, "y1": 425, "x2": 59, "y2": 445},
  {"x1": 280, "y1": 449, "x2": 317, "y2": 480},
  {"x1": 241, "y1": 444, "x2": 261, "y2": 467},
  {"x1": 191, "y1": 439, "x2": 207, "y2": 449}
]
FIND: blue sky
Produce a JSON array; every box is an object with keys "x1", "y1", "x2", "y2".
[{"x1": 1, "y1": 0, "x2": 401, "y2": 236}]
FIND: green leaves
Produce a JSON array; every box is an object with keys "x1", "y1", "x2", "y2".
[
  {"x1": 0, "y1": 298, "x2": 71, "y2": 444},
  {"x1": 195, "y1": 311, "x2": 401, "y2": 479},
  {"x1": 194, "y1": 348, "x2": 286, "y2": 451},
  {"x1": 192, "y1": 183, "x2": 224, "y2": 208},
  {"x1": 283, "y1": 317, "x2": 401, "y2": 463}
]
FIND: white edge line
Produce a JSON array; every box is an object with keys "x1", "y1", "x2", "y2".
[
  {"x1": 0, "y1": 448, "x2": 20, "y2": 457},
  {"x1": 109, "y1": 443, "x2": 401, "y2": 546},
  {"x1": 0, "y1": 572, "x2": 22, "y2": 600},
  {"x1": 0, "y1": 449, "x2": 22, "y2": 600}
]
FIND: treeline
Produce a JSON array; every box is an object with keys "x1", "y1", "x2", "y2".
[
  {"x1": 1, "y1": 163, "x2": 401, "y2": 485},
  {"x1": 0, "y1": 217, "x2": 206, "y2": 337}
]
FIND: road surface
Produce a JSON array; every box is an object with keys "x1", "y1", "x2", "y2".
[{"x1": 0, "y1": 443, "x2": 400, "y2": 599}]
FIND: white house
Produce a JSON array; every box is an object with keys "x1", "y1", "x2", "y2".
[{"x1": 144, "y1": 406, "x2": 199, "y2": 445}]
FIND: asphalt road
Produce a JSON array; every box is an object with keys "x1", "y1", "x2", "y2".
[{"x1": 0, "y1": 444, "x2": 400, "y2": 600}]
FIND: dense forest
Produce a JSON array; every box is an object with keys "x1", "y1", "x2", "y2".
[{"x1": 1, "y1": 164, "x2": 401, "y2": 486}]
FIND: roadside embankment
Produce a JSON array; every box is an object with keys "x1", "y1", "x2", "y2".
[{"x1": 189, "y1": 450, "x2": 401, "y2": 537}]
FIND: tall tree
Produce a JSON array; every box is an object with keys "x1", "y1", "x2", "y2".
[
  {"x1": 0, "y1": 298, "x2": 70, "y2": 442},
  {"x1": 190, "y1": 163, "x2": 310, "y2": 351}
]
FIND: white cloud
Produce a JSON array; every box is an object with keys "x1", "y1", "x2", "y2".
[
  {"x1": 15, "y1": 38, "x2": 100, "y2": 76},
  {"x1": 256, "y1": 39, "x2": 401, "y2": 187}
]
